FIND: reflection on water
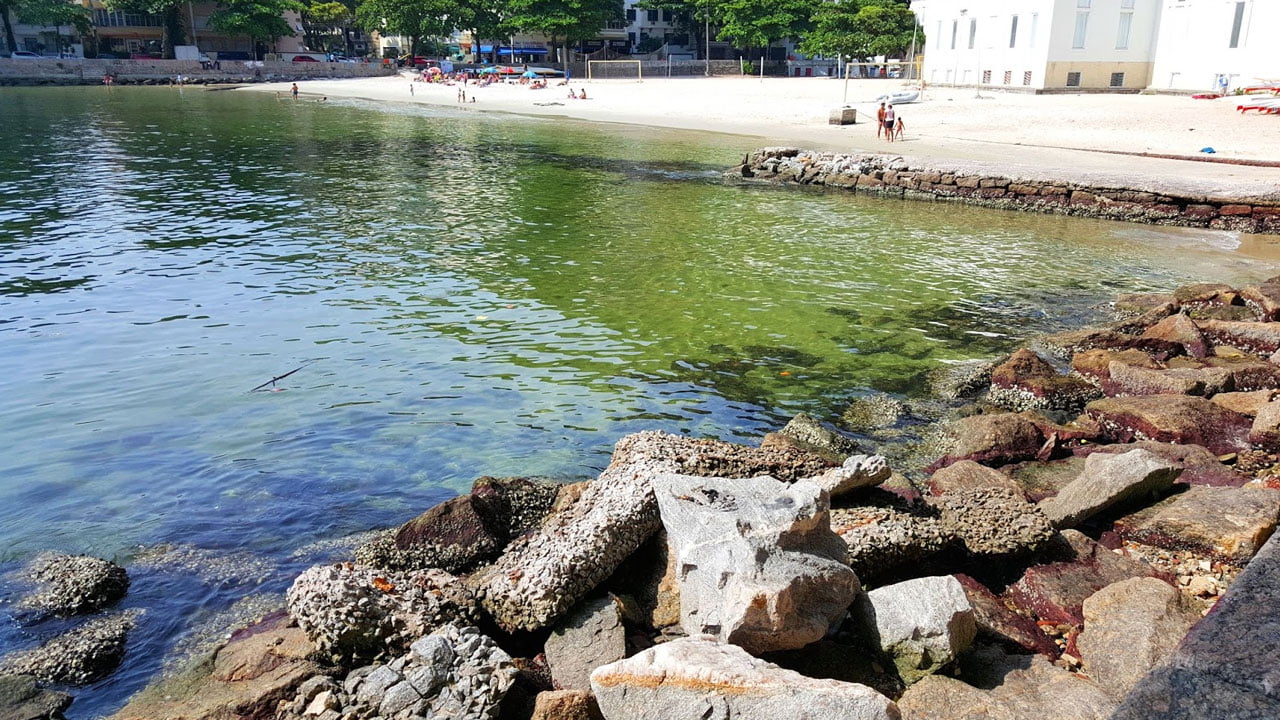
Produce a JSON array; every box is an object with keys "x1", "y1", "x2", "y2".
[{"x1": 0, "y1": 87, "x2": 1274, "y2": 716}]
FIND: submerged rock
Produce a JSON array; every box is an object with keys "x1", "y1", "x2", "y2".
[
  {"x1": 777, "y1": 412, "x2": 865, "y2": 460},
  {"x1": 842, "y1": 394, "x2": 908, "y2": 431},
  {"x1": 286, "y1": 564, "x2": 476, "y2": 664},
  {"x1": 16, "y1": 553, "x2": 129, "y2": 618},
  {"x1": 589, "y1": 635, "x2": 900, "y2": 720},
  {"x1": 0, "y1": 610, "x2": 141, "y2": 686},
  {"x1": 655, "y1": 474, "x2": 858, "y2": 654}
]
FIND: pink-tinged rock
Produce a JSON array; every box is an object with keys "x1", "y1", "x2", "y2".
[
  {"x1": 1007, "y1": 530, "x2": 1161, "y2": 627},
  {"x1": 954, "y1": 574, "x2": 1058, "y2": 657},
  {"x1": 928, "y1": 413, "x2": 1046, "y2": 471},
  {"x1": 1173, "y1": 283, "x2": 1238, "y2": 307},
  {"x1": 928, "y1": 461, "x2": 1023, "y2": 496},
  {"x1": 1084, "y1": 395, "x2": 1253, "y2": 456},
  {"x1": 1240, "y1": 278, "x2": 1280, "y2": 321},
  {"x1": 1073, "y1": 442, "x2": 1249, "y2": 488},
  {"x1": 1168, "y1": 354, "x2": 1280, "y2": 392},
  {"x1": 988, "y1": 349, "x2": 1101, "y2": 412},
  {"x1": 1072, "y1": 349, "x2": 1163, "y2": 385},
  {"x1": 1142, "y1": 314, "x2": 1209, "y2": 358},
  {"x1": 1213, "y1": 389, "x2": 1280, "y2": 417},
  {"x1": 1078, "y1": 577, "x2": 1201, "y2": 701},
  {"x1": 1113, "y1": 293, "x2": 1177, "y2": 319},
  {"x1": 1040, "y1": 328, "x2": 1184, "y2": 361},
  {"x1": 1113, "y1": 485, "x2": 1280, "y2": 563},
  {"x1": 1197, "y1": 319, "x2": 1280, "y2": 356},
  {"x1": 1101, "y1": 362, "x2": 1231, "y2": 397},
  {"x1": 1250, "y1": 400, "x2": 1280, "y2": 449},
  {"x1": 1037, "y1": 449, "x2": 1182, "y2": 529}
]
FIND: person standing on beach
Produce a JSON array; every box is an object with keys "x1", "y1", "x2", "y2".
[
  {"x1": 876, "y1": 102, "x2": 886, "y2": 139},
  {"x1": 290, "y1": 83, "x2": 299, "y2": 100},
  {"x1": 883, "y1": 104, "x2": 896, "y2": 143}
]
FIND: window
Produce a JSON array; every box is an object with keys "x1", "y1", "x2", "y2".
[
  {"x1": 1003, "y1": 70, "x2": 1012, "y2": 84},
  {"x1": 1010, "y1": 15, "x2": 1019, "y2": 48},
  {"x1": 1073, "y1": 12, "x2": 1089, "y2": 48},
  {"x1": 1110, "y1": 72, "x2": 1125, "y2": 87},
  {"x1": 1121, "y1": 0, "x2": 1135, "y2": 7},
  {"x1": 936, "y1": 21, "x2": 942, "y2": 48},
  {"x1": 661, "y1": 10, "x2": 669, "y2": 23},
  {"x1": 1023, "y1": 70, "x2": 1033, "y2": 86},
  {"x1": 951, "y1": 20, "x2": 958, "y2": 50},
  {"x1": 982, "y1": 70, "x2": 991, "y2": 84},
  {"x1": 1229, "y1": 2, "x2": 1245, "y2": 48},
  {"x1": 625, "y1": 8, "x2": 635, "y2": 22},
  {"x1": 1066, "y1": 71, "x2": 1081, "y2": 87},
  {"x1": 1117, "y1": 12, "x2": 1132, "y2": 49},
  {"x1": 1077, "y1": 0, "x2": 1091, "y2": 7},
  {"x1": 1030, "y1": 13, "x2": 1039, "y2": 48},
  {"x1": 646, "y1": 9, "x2": 657, "y2": 22},
  {"x1": 968, "y1": 19, "x2": 977, "y2": 49}
]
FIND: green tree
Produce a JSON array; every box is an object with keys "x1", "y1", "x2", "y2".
[
  {"x1": 801, "y1": 0, "x2": 921, "y2": 61},
  {"x1": 106, "y1": 0, "x2": 186, "y2": 58},
  {"x1": 506, "y1": 0, "x2": 623, "y2": 70},
  {"x1": 304, "y1": 0, "x2": 354, "y2": 53},
  {"x1": 637, "y1": 0, "x2": 715, "y2": 59},
  {"x1": 210, "y1": 0, "x2": 306, "y2": 59},
  {"x1": 15, "y1": 0, "x2": 91, "y2": 54},
  {"x1": 715, "y1": 0, "x2": 815, "y2": 53},
  {"x1": 353, "y1": 0, "x2": 450, "y2": 57}
]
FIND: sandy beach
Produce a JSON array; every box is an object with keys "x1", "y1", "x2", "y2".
[{"x1": 247, "y1": 74, "x2": 1280, "y2": 199}]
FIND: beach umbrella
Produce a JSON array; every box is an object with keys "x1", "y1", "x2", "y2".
[
  {"x1": 521, "y1": 69, "x2": 538, "y2": 78},
  {"x1": 498, "y1": 66, "x2": 519, "y2": 74},
  {"x1": 426, "y1": 66, "x2": 442, "y2": 75},
  {"x1": 479, "y1": 67, "x2": 498, "y2": 74}
]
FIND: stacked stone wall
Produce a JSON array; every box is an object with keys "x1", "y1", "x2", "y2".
[
  {"x1": 730, "y1": 147, "x2": 1280, "y2": 234},
  {"x1": 0, "y1": 58, "x2": 396, "y2": 86}
]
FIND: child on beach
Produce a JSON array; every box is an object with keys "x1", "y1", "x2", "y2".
[
  {"x1": 894, "y1": 116, "x2": 905, "y2": 140},
  {"x1": 290, "y1": 83, "x2": 299, "y2": 100}
]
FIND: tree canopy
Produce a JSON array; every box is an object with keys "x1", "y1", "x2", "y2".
[
  {"x1": 801, "y1": 0, "x2": 921, "y2": 60},
  {"x1": 209, "y1": 0, "x2": 306, "y2": 58}
]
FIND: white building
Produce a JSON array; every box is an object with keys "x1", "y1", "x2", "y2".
[
  {"x1": 1149, "y1": 0, "x2": 1280, "y2": 92},
  {"x1": 910, "y1": 0, "x2": 1163, "y2": 91}
]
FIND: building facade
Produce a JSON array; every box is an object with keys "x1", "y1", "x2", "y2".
[
  {"x1": 910, "y1": 0, "x2": 1162, "y2": 91},
  {"x1": 1149, "y1": 0, "x2": 1279, "y2": 92}
]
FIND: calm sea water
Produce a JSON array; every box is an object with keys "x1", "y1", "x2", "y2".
[{"x1": 0, "y1": 86, "x2": 1274, "y2": 716}]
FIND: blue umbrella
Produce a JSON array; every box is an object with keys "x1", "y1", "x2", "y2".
[{"x1": 521, "y1": 69, "x2": 538, "y2": 78}]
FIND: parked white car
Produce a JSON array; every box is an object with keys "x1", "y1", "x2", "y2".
[{"x1": 9, "y1": 51, "x2": 43, "y2": 60}]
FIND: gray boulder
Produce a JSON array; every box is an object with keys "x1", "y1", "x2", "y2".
[
  {"x1": 286, "y1": 564, "x2": 476, "y2": 664},
  {"x1": 860, "y1": 576, "x2": 976, "y2": 684},
  {"x1": 589, "y1": 635, "x2": 900, "y2": 720},
  {"x1": 898, "y1": 654, "x2": 1115, "y2": 719},
  {"x1": 544, "y1": 596, "x2": 626, "y2": 691},
  {"x1": 830, "y1": 504, "x2": 954, "y2": 580},
  {"x1": 1078, "y1": 577, "x2": 1199, "y2": 701},
  {"x1": 0, "y1": 610, "x2": 140, "y2": 686},
  {"x1": 654, "y1": 473, "x2": 860, "y2": 654},
  {"x1": 1038, "y1": 449, "x2": 1181, "y2": 528},
  {"x1": 0, "y1": 674, "x2": 71, "y2": 720},
  {"x1": 17, "y1": 553, "x2": 128, "y2": 617},
  {"x1": 778, "y1": 412, "x2": 864, "y2": 459},
  {"x1": 806, "y1": 454, "x2": 893, "y2": 497}
]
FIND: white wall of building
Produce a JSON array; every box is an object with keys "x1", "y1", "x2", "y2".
[
  {"x1": 911, "y1": 0, "x2": 1161, "y2": 90},
  {"x1": 1150, "y1": 0, "x2": 1280, "y2": 92}
]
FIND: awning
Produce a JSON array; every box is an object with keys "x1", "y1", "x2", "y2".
[{"x1": 497, "y1": 47, "x2": 549, "y2": 55}]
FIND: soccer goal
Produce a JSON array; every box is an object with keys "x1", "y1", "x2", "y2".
[
  {"x1": 587, "y1": 59, "x2": 644, "y2": 82},
  {"x1": 842, "y1": 60, "x2": 922, "y2": 81}
]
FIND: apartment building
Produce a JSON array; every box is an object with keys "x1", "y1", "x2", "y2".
[{"x1": 1149, "y1": 0, "x2": 1279, "y2": 92}]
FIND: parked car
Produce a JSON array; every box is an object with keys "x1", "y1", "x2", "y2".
[
  {"x1": 9, "y1": 51, "x2": 42, "y2": 60},
  {"x1": 292, "y1": 55, "x2": 320, "y2": 62}
]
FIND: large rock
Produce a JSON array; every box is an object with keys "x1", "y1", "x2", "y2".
[
  {"x1": 1141, "y1": 313, "x2": 1209, "y2": 358},
  {"x1": 286, "y1": 564, "x2": 476, "y2": 663},
  {"x1": 1007, "y1": 530, "x2": 1160, "y2": 626},
  {"x1": 930, "y1": 488, "x2": 1055, "y2": 557},
  {"x1": 805, "y1": 454, "x2": 892, "y2": 496},
  {"x1": 929, "y1": 413, "x2": 1046, "y2": 470},
  {"x1": 604, "y1": 531, "x2": 680, "y2": 631},
  {"x1": 897, "y1": 654, "x2": 1115, "y2": 720},
  {"x1": 531, "y1": 690, "x2": 604, "y2": 720},
  {"x1": 1037, "y1": 449, "x2": 1182, "y2": 528},
  {"x1": 0, "y1": 674, "x2": 71, "y2": 720},
  {"x1": 1240, "y1": 276, "x2": 1280, "y2": 321},
  {"x1": 1072, "y1": 349, "x2": 1163, "y2": 385},
  {"x1": 831, "y1": 503, "x2": 954, "y2": 580},
  {"x1": 1084, "y1": 395, "x2": 1253, "y2": 455},
  {"x1": 1197, "y1": 319, "x2": 1280, "y2": 356},
  {"x1": 654, "y1": 473, "x2": 859, "y2": 654},
  {"x1": 860, "y1": 576, "x2": 976, "y2": 684},
  {"x1": 111, "y1": 612, "x2": 320, "y2": 720},
  {"x1": 0, "y1": 610, "x2": 140, "y2": 686},
  {"x1": 1113, "y1": 485, "x2": 1280, "y2": 563},
  {"x1": 988, "y1": 349, "x2": 1101, "y2": 412},
  {"x1": 1038, "y1": 327, "x2": 1183, "y2": 361},
  {"x1": 1073, "y1": 441, "x2": 1249, "y2": 488},
  {"x1": 1213, "y1": 389, "x2": 1280, "y2": 417},
  {"x1": 544, "y1": 596, "x2": 626, "y2": 691},
  {"x1": 1101, "y1": 362, "x2": 1231, "y2": 397},
  {"x1": 1077, "y1": 577, "x2": 1199, "y2": 701},
  {"x1": 776, "y1": 412, "x2": 864, "y2": 460},
  {"x1": 16, "y1": 553, "x2": 129, "y2": 617},
  {"x1": 1114, "y1": 532, "x2": 1280, "y2": 719},
  {"x1": 954, "y1": 575, "x2": 1058, "y2": 657},
  {"x1": 1172, "y1": 354, "x2": 1280, "y2": 392},
  {"x1": 610, "y1": 431, "x2": 833, "y2": 482},
  {"x1": 1250, "y1": 400, "x2": 1280, "y2": 448},
  {"x1": 927, "y1": 460, "x2": 1023, "y2": 496},
  {"x1": 589, "y1": 636, "x2": 899, "y2": 720},
  {"x1": 1172, "y1": 282, "x2": 1237, "y2": 308}
]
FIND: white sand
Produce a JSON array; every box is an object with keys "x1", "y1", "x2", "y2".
[{"x1": 247, "y1": 74, "x2": 1280, "y2": 198}]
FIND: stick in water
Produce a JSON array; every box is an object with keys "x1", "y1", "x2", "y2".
[{"x1": 250, "y1": 361, "x2": 315, "y2": 392}]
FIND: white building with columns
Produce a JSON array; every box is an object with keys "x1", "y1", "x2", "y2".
[
  {"x1": 1149, "y1": 0, "x2": 1280, "y2": 92},
  {"x1": 909, "y1": 0, "x2": 1164, "y2": 91}
]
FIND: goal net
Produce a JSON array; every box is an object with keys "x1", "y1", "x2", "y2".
[
  {"x1": 843, "y1": 60, "x2": 922, "y2": 81},
  {"x1": 587, "y1": 59, "x2": 644, "y2": 82}
]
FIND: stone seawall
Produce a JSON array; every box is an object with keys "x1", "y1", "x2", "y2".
[
  {"x1": 729, "y1": 147, "x2": 1280, "y2": 234},
  {"x1": 0, "y1": 58, "x2": 396, "y2": 86}
]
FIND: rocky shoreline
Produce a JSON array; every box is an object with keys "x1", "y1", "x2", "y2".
[
  {"x1": 728, "y1": 147, "x2": 1280, "y2": 234},
  {"x1": 7, "y1": 276, "x2": 1280, "y2": 719}
]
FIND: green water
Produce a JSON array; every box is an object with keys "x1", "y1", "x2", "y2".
[{"x1": 0, "y1": 86, "x2": 1274, "y2": 715}]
